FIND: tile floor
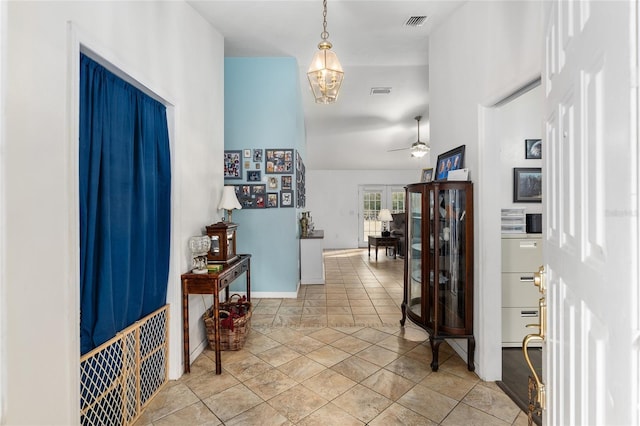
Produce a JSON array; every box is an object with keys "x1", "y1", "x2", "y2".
[{"x1": 135, "y1": 249, "x2": 528, "y2": 425}]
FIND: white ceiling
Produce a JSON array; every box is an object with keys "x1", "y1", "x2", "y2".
[{"x1": 187, "y1": 0, "x2": 465, "y2": 170}]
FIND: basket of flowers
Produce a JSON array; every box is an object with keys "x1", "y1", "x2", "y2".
[{"x1": 203, "y1": 294, "x2": 251, "y2": 351}]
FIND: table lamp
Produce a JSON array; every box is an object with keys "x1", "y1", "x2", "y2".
[
  {"x1": 218, "y1": 186, "x2": 242, "y2": 223},
  {"x1": 379, "y1": 209, "x2": 393, "y2": 237}
]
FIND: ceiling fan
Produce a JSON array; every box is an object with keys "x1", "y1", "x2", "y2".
[{"x1": 388, "y1": 115, "x2": 430, "y2": 158}]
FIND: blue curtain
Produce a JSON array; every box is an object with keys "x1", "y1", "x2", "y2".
[{"x1": 79, "y1": 54, "x2": 171, "y2": 354}]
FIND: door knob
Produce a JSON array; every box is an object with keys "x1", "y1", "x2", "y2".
[{"x1": 534, "y1": 265, "x2": 546, "y2": 294}]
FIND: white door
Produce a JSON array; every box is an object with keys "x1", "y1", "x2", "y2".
[
  {"x1": 543, "y1": 1, "x2": 638, "y2": 425},
  {"x1": 358, "y1": 185, "x2": 405, "y2": 247}
]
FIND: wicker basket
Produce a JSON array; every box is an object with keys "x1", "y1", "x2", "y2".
[{"x1": 203, "y1": 294, "x2": 251, "y2": 351}]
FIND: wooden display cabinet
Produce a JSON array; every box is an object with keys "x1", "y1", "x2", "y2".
[
  {"x1": 400, "y1": 181, "x2": 475, "y2": 371},
  {"x1": 206, "y1": 222, "x2": 238, "y2": 264}
]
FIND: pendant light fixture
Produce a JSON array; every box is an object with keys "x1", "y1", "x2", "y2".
[
  {"x1": 307, "y1": 0, "x2": 344, "y2": 104},
  {"x1": 410, "y1": 115, "x2": 430, "y2": 158}
]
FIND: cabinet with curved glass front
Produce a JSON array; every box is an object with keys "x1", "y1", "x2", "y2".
[{"x1": 400, "y1": 181, "x2": 474, "y2": 372}]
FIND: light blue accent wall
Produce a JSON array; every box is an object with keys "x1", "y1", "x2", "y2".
[{"x1": 225, "y1": 57, "x2": 305, "y2": 295}]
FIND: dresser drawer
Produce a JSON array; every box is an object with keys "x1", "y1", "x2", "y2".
[
  {"x1": 502, "y1": 307, "x2": 541, "y2": 347},
  {"x1": 502, "y1": 237, "x2": 542, "y2": 272},
  {"x1": 502, "y1": 273, "x2": 541, "y2": 307}
]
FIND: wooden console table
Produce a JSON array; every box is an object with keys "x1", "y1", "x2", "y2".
[
  {"x1": 181, "y1": 254, "x2": 251, "y2": 374},
  {"x1": 368, "y1": 235, "x2": 399, "y2": 260}
]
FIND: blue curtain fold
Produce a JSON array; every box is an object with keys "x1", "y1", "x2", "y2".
[{"x1": 79, "y1": 54, "x2": 171, "y2": 354}]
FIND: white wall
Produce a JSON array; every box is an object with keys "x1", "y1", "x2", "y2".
[
  {"x1": 3, "y1": 1, "x2": 224, "y2": 423},
  {"x1": 306, "y1": 169, "x2": 423, "y2": 248},
  {"x1": 429, "y1": 0, "x2": 542, "y2": 380}
]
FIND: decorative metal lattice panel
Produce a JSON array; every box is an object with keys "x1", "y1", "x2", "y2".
[{"x1": 80, "y1": 305, "x2": 169, "y2": 426}]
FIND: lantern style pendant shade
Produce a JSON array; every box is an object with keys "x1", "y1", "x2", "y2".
[{"x1": 307, "y1": 0, "x2": 343, "y2": 104}]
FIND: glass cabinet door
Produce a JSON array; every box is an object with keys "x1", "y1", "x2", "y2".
[
  {"x1": 407, "y1": 190, "x2": 423, "y2": 318},
  {"x1": 435, "y1": 187, "x2": 468, "y2": 331}
]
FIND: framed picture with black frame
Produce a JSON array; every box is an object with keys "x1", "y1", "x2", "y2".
[
  {"x1": 267, "y1": 192, "x2": 279, "y2": 208},
  {"x1": 525, "y1": 139, "x2": 542, "y2": 159},
  {"x1": 223, "y1": 150, "x2": 242, "y2": 179},
  {"x1": 420, "y1": 168, "x2": 433, "y2": 183},
  {"x1": 265, "y1": 149, "x2": 294, "y2": 174},
  {"x1": 280, "y1": 190, "x2": 294, "y2": 208},
  {"x1": 435, "y1": 145, "x2": 465, "y2": 181},
  {"x1": 235, "y1": 184, "x2": 266, "y2": 208},
  {"x1": 513, "y1": 167, "x2": 542, "y2": 203}
]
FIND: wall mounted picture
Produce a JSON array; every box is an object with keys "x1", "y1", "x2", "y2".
[
  {"x1": 243, "y1": 149, "x2": 251, "y2": 158},
  {"x1": 421, "y1": 168, "x2": 433, "y2": 183},
  {"x1": 280, "y1": 190, "x2": 294, "y2": 207},
  {"x1": 281, "y1": 175, "x2": 292, "y2": 190},
  {"x1": 267, "y1": 193, "x2": 278, "y2": 208},
  {"x1": 235, "y1": 184, "x2": 267, "y2": 208},
  {"x1": 513, "y1": 167, "x2": 542, "y2": 203},
  {"x1": 244, "y1": 161, "x2": 250, "y2": 170},
  {"x1": 253, "y1": 149, "x2": 263, "y2": 163},
  {"x1": 255, "y1": 163, "x2": 261, "y2": 169},
  {"x1": 525, "y1": 139, "x2": 542, "y2": 159},
  {"x1": 265, "y1": 149, "x2": 294, "y2": 174},
  {"x1": 223, "y1": 150, "x2": 242, "y2": 179},
  {"x1": 435, "y1": 145, "x2": 465, "y2": 181},
  {"x1": 247, "y1": 170, "x2": 261, "y2": 182},
  {"x1": 296, "y1": 151, "x2": 306, "y2": 208},
  {"x1": 268, "y1": 176, "x2": 278, "y2": 190}
]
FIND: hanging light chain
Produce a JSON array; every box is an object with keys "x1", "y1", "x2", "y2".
[{"x1": 321, "y1": 0, "x2": 329, "y2": 41}]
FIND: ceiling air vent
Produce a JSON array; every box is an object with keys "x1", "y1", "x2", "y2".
[
  {"x1": 405, "y1": 16, "x2": 427, "y2": 27},
  {"x1": 370, "y1": 87, "x2": 392, "y2": 95}
]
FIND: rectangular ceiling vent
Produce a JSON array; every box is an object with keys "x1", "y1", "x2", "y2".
[
  {"x1": 405, "y1": 16, "x2": 427, "y2": 27},
  {"x1": 370, "y1": 87, "x2": 392, "y2": 95}
]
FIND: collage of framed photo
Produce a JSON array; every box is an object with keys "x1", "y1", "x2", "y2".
[{"x1": 224, "y1": 147, "x2": 304, "y2": 209}]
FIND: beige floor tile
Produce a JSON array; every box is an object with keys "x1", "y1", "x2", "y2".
[
  {"x1": 306, "y1": 345, "x2": 351, "y2": 367},
  {"x1": 419, "y1": 371, "x2": 478, "y2": 400},
  {"x1": 350, "y1": 306, "x2": 377, "y2": 314},
  {"x1": 201, "y1": 384, "x2": 263, "y2": 422},
  {"x1": 377, "y1": 334, "x2": 420, "y2": 354},
  {"x1": 302, "y1": 369, "x2": 357, "y2": 400},
  {"x1": 152, "y1": 401, "x2": 222, "y2": 426},
  {"x1": 225, "y1": 402, "x2": 292, "y2": 426},
  {"x1": 327, "y1": 314, "x2": 355, "y2": 326},
  {"x1": 253, "y1": 305, "x2": 280, "y2": 315},
  {"x1": 307, "y1": 327, "x2": 347, "y2": 343},
  {"x1": 282, "y1": 334, "x2": 325, "y2": 354},
  {"x1": 303, "y1": 299, "x2": 326, "y2": 307},
  {"x1": 327, "y1": 306, "x2": 352, "y2": 315},
  {"x1": 351, "y1": 327, "x2": 393, "y2": 344},
  {"x1": 332, "y1": 383, "x2": 393, "y2": 423},
  {"x1": 223, "y1": 354, "x2": 274, "y2": 381},
  {"x1": 244, "y1": 369, "x2": 298, "y2": 400},
  {"x1": 273, "y1": 314, "x2": 301, "y2": 326},
  {"x1": 331, "y1": 335, "x2": 372, "y2": 354},
  {"x1": 349, "y1": 299, "x2": 374, "y2": 307},
  {"x1": 267, "y1": 384, "x2": 328, "y2": 423},
  {"x1": 256, "y1": 345, "x2": 301, "y2": 367},
  {"x1": 267, "y1": 327, "x2": 306, "y2": 344},
  {"x1": 183, "y1": 371, "x2": 240, "y2": 400},
  {"x1": 368, "y1": 402, "x2": 438, "y2": 426},
  {"x1": 280, "y1": 299, "x2": 304, "y2": 307},
  {"x1": 244, "y1": 332, "x2": 281, "y2": 354},
  {"x1": 299, "y1": 315, "x2": 328, "y2": 327},
  {"x1": 384, "y1": 355, "x2": 432, "y2": 383},
  {"x1": 297, "y1": 402, "x2": 364, "y2": 426},
  {"x1": 302, "y1": 306, "x2": 327, "y2": 315},
  {"x1": 361, "y1": 369, "x2": 415, "y2": 401},
  {"x1": 441, "y1": 402, "x2": 511, "y2": 425},
  {"x1": 461, "y1": 382, "x2": 522, "y2": 423},
  {"x1": 438, "y1": 352, "x2": 479, "y2": 380},
  {"x1": 326, "y1": 298, "x2": 351, "y2": 307},
  {"x1": 134, "y1": 383, "x2": 200, "y2": 424},
  {"x1": 356, "y1": 345, "x2": 400, "y2": 367},
  {"x1": 396, "y1": 385, "x2": 458, "y2": 423},
  {"x1": 251, "y1": 314, "x2": 276, "y2": 327},
  {"x1": 353, "y1": 314, "x2": 383, "y2": 326},
  {"x1": 277, "y1": 356, "x2": 326, "y2": 382}
]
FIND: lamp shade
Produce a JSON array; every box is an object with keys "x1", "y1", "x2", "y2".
[
  {"x1": 218, "y1": 186, "x2": 242, "y2": 211},
  {"x1": 378, "y1": 209, "x2": 393, "y2": 222},
  {"x1": 410, "y1": 141, "x2": 430, "y2": 158}
]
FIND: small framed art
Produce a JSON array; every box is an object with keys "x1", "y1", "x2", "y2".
[
  {"x1": 421, "y1": 168, "x2": 433, "y2": 183},
  {"x1": 281, "y1": 175, "x2": 292, "y2": 190},
  {"x1": 513, "y1": 167, "x2": 542, "y2": 203},
  {"x1": 243, "y1": 149, "x2": 251, "y2": 158},
  {"x1": 268, "y1": 176, "x2": 278, "y2": 190},
  {"x1": 525, "y1": 139, "x2": 542, "y2": 159},
  {"x1": 223, "y1": 150, "x2": 242, "y2": 179},
  {"x1": 247, "y1": 170, "x2": 261, "y2": 182},
  {"x1": 267, "y1": 192, "x2": 279, "y2": 208},
  {"x1": 280, "y1": 190, "x2": 294, "y2": 207},
  {"x1": 253, "y1": 149, "x2": 263, "y2": 162},
  {"x1": 435, "y1": 145, "x2": 465, "y2": 181}
]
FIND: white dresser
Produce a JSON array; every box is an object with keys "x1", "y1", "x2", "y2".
[{"x1": 501, "y1": 234, "x2": 542, "y2": 347}]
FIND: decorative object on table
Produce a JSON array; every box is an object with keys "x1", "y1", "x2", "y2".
[
  {"x1": 206, "y1": 221, "x2": 239, "y2": 264},
  {"x1": 378, "y1": 208, "x2": 393, "y2": 237},
  {"x1": 265, "y1": 149, "x2": 294, "y2": 173},
  {"x1": 223, "y1": 150, "x2": 242, "y2": 179},
  {"x1": 253, "y1": 149, "x2": 263, "y2": 162},
  {"x1": 188, "y1": 235, "x2": 211, "y2": 274},
  {"x1": 218, "y1": 185, "x2": 242, "y2": 222},
  {"x1": 280, "y1": 190, "x2": 294, "y2": 207},
  {"x1": 203, "y1": 294, "x2": 252, "y2": 351},
  {"x1": 307, "y1": 0, "x2": 344, "y2": 104},
  {"x1": 513, "y1": 167, "x2": 542, "y2": 203},
  {"x1": 435, "y1": 145, "x2": 466, "y2": 181},
  {"x1": 300, "y1": 211, "x2": 310, "y2": 237},
  {"x1": 421, "y1": 168, "x2": 433, "y2": 183},
  {"x1": 525, "y1": 139, "x2": 542, "y2": 159}
]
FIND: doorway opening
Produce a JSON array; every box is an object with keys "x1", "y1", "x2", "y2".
[{"x1": 357, "y1": 185, "x2": 405, "y2": 247}]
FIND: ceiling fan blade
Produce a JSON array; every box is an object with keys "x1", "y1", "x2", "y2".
[{"x1": 387, "y1": 147, "x2": 410, "y2": 152}]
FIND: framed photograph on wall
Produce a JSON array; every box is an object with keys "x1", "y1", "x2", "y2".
[
  {"x1": 243, "y1": 149, "x2": 251, "y2": 158},
  {"x1": 513, "y1": 167, "x2": 542, "y2": 203},
  {"x1": 253, "y1": 149, "x2": 263, "y2": 162},
  {"x1": 280, "y1": 190, "x2": 294, "y2": 208},
  {"x1": 420, "y1": 168, "x2": 433, "y2": 183},
  {"x1": 525, "y1": 139, "x2": 542, "y2": 159},
  {"x1": 268, "y1": 176, "x2": 278, "y2": 190},
  {"x1": 281, "y1": 175, "x2": 292, "y2": 190},
  {"x1": 235, "y1": 184, "x2": 266, "y2": 208},
  {"x1": 435, "y1": 145, "x2": 465, "y2": 181},
  {"x1": 265, "y1": 149, "x2": 294, "y2": 174},
  {"x1": 267, "y1": 193, "x2": 278, "y2": 208},
  {"x1": 223, "y1": 150, "x2": 242, "y2": 179},
  {"x1": 247, "y1": 170, "x2": 261, "y2": 182}
]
